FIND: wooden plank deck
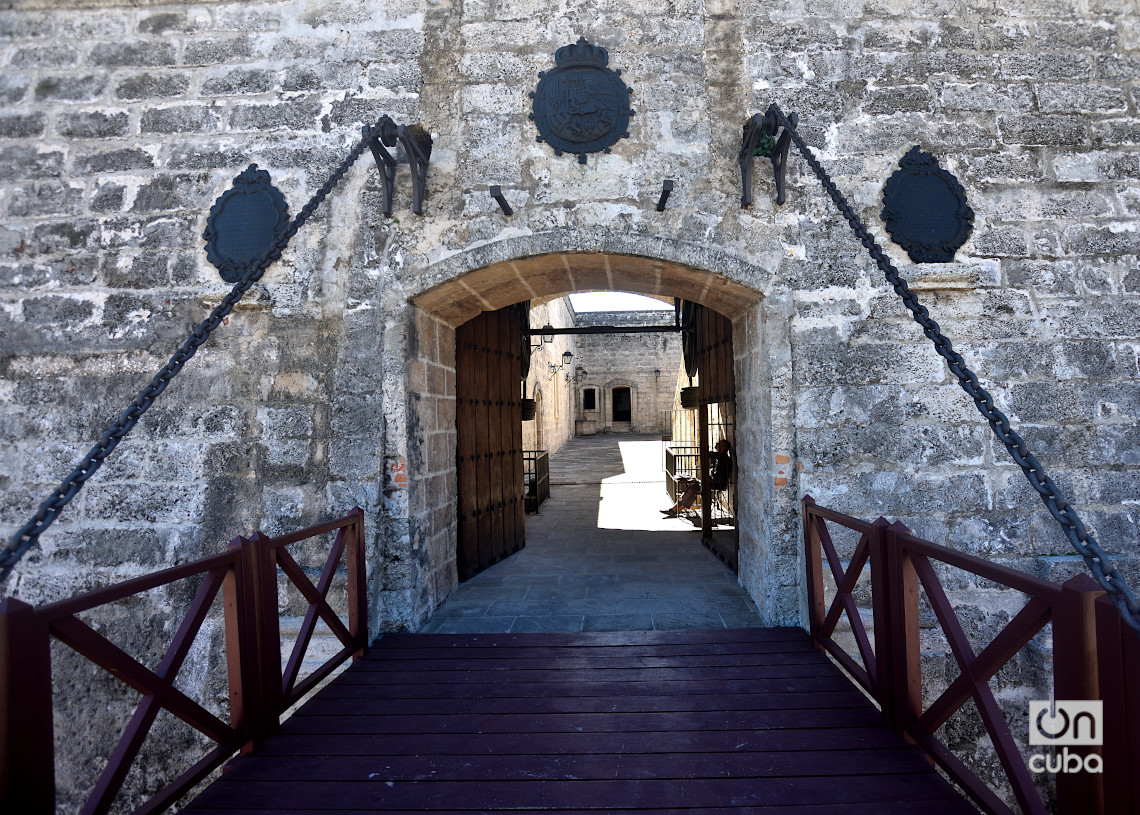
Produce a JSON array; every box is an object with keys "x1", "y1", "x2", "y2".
[{"x1": 186, "y1": 628, "x2": 978, "y2": 814}]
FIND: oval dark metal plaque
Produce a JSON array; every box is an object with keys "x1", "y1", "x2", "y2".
[
  {"x1": 529, "y1": 37, "x2": 634, "y2": 165},
  {"x1": 881, "y1": 146, "x2": 974, "y2": 263},
  {"x1": 203, "y1": 164, "x2": 290, "y2": 283}
]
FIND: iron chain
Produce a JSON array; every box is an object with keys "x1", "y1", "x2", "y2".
[
  {"x1": 0, "y1": 120, "x2": 383, "y2": 582},
  {"x1": 768, "y1": 103, "x2": 1140, "y2": 634}
]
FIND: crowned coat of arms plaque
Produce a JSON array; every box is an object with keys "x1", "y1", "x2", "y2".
[{"x1": 529, "y1": 38, "x2": 634, "y2": 164}]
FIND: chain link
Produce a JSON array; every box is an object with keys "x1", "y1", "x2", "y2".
[
  {"x1": 0, "y1": 120, "x2": 383, "y2": 582},
  {"x1": 768, "y1": 103, "x2": 1140, "y2": 634}
]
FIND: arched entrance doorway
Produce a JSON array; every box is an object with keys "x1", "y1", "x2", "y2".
[
  {"x1": 453, "y1": 298, "x2": 738, "y2": 582},
  {"x1": 611, "y1": 386, "x2": 632, "y2": 425},
  {"x1": 404, "y1": 245, "x2": 791, "y2": 628}
]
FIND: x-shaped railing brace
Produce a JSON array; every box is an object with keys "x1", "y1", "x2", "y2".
[
  {"x1": 365, "y1": 115, "x2": 434, "y2": 216},
  {"x1": 739, "y1": 104, "x2": 798, "y2": 208}
]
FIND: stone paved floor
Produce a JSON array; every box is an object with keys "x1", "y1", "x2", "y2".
[{"x1": 418, "y1": 434, "x2": 762, "y2": 634}]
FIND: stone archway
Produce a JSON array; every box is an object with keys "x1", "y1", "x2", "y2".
[
  {"x1": 400, "y1": 235, "x2": 796, "y2": 630},
  {"x1": 415, "y1": 252, "x2": 761, "y2": 327},
  {"x1": 410, "y1": 231, "x2": 768, "y2": 327}
]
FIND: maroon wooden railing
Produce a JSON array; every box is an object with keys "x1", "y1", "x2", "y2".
[
  {"x1": 1094, "y1": 591, "x2": 1140, "y2": 812},
  {"x1": 0, "y1": 508, "x2": 367, "y2": 815},
  {"x1": 803, "y1": 495, "x2": 1140, "y2": 815}
]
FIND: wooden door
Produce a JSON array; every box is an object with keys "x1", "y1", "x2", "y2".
[
  {"x1": 690, "y1": 303, "x2": 738, "y2": 570},
  {"x1": 694, "y1": 304, "x2": 736, "y2": 406},
  {"x1": 455, "y1": 305, "x2": 525, "y2": 581}
]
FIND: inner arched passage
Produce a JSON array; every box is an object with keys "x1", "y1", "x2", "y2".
[
  {"x1": 413, "y1": 251, "x2": 761, "y2": 328},
  {"x1": 404, "y1": 249, "x2": 793, "y2": 631}
]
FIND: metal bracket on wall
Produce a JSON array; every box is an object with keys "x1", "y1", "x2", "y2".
[
  {"x1": 656, "y1": 179, "x2": 674, "y2": 212},
  {"x1": 490, "y1": 185, "x2": 513, "y2": 216},
  {"x1": 364, "y1": 116, "x2": 433, "y2": 215},
  {"x1": 738, "y1": 106, "x2": 797, "y2": 207},
  {"x1": 365, "y1": 117, "x2": 399, "y2": 215},
  {"x1": 400, "y1": 124, "x2": 432, "y2": 215}
]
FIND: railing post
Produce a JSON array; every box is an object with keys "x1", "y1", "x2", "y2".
[
  {"x1": 1095, "y1": 594, "x2": 1140, "y2": 813},
  {"x1": 0, "y1": 598, "x2": 54, "y2": 813},
  {"x1": 699, "y1": 402, "x2": 712, "y2": 539},
  {"x1": 1054, "y1": 574, "x2": 1105, "y2": 814},
  {"x1": 232, "y1": 533, "x2": 282, "y2": 741},
  {"x1": 250, "y1": 531, "x2": 283, "y2": 735},
  {"x1": 346, "y1": 507, "x2": 368, "y2": 660},
  {"x1": 866, "y1": 517, "x2": 894, "y2": 723},
  {"x1": 883, "y1": 521, "x2": 921, "y2": 733},
  {"x1": 223, "y1": 540, "x2": 264, "y2": 754},
  {"x1": 801, "y1": 495, "x2": 824, "y2": 642}
]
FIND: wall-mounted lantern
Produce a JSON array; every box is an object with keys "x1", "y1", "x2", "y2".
[
  {"x1": 574, "y1": 366, "x2": 588, "y2": 384},
  {"x1": 548, "y1": 349, "x2": 573, "y2": 379},
  {"x1": 530, "y1": 323, "x2": 556, "y2": 351}
]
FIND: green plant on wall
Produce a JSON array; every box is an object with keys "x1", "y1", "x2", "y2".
[{"x1": 754, "y1": 131, "x2": 775, "y2": 158}]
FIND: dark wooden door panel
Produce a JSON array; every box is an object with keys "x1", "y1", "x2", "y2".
[
  {"x1": 695, "y1": 304, "x2": 735, "y2": 406},
  {"x1": 456, "y1": 321, "x2": 478, "y2": 581},
  {"x1": 455, "y1": 306, "x2": 525, "y2": 581}
]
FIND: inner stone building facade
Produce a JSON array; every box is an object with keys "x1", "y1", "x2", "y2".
[
  {"x1": 1, "y1": 0, "x2": 1139, "y2": 806},
  {"x1": 571, "y1": 309, "x2": 685, "y2": 437}
]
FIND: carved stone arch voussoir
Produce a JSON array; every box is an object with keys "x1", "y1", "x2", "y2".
[{"x1": 409, "y1": 230, "x2": 767, "y2": 327}]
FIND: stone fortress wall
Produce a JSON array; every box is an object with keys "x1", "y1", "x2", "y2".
[
  {"x1": 521, "y1": 297, "x2": 577, "y2": 457},
  {"x1": 0, "y1": 0, "x2": 1138, "y2": 806},
  {"x1": 2, "y1": 0, "x2": 1136, "y2": 635}
]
